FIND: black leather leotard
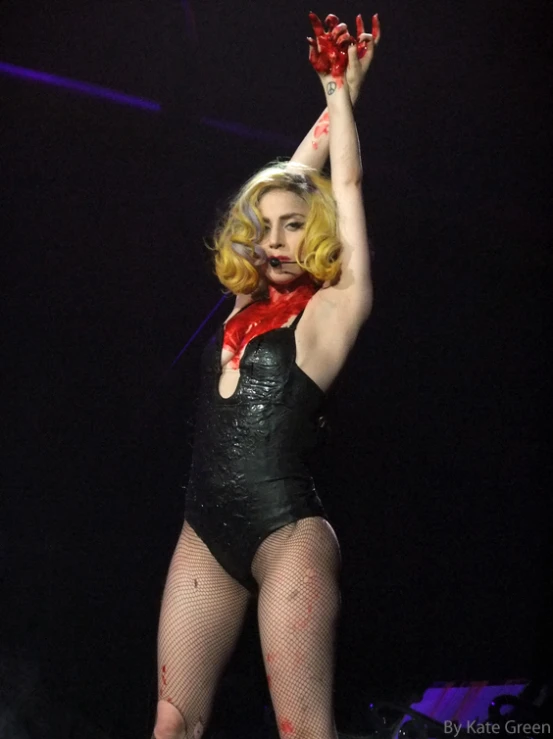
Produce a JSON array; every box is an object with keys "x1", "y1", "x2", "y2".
[{"x1": 185, "y1": 306, "x2": 327, "y2": 593}]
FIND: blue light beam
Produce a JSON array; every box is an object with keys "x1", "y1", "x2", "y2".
[
  {"x1": 200, "y1": 116, "x2": 296, "y2": 149},
  {"x1": 0, "y1": 61, "x2": 161, "y2": 111},
  {"x1": 1, "y1": 63, "x2": 299, "y2": 147},
  {"x1": 171, "y1": 294, "x2": 230, "y2": 368}
]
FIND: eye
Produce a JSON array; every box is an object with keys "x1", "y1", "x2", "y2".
[{"x1": 286, "y1": 222, "x2": 304, "y2": 231}]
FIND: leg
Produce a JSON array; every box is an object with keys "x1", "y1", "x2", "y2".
[
  {"x1": 153, "y1": 521, "x2": 251, "y2": 739},
  {"x1": 252, "y1": 517, "x2": 341, "y2": 739}
]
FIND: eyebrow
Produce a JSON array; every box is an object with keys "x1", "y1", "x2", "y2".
[{"x1": 262, "y1": 212, "x2": 306, "y2": 223}]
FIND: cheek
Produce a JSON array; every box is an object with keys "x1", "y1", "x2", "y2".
[{"x1": 291, "y1": 233, "x2": 304, "y2": 251}]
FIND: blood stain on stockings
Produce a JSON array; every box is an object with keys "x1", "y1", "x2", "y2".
[
  {"x1": 279, "y1": 717, "x2": 296, "y2": 736},
  {"x1": 159, "y1": 664, "x2": 173, "y2": 703}
]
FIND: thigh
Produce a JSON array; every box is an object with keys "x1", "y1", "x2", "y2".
[
  {"x1": 253, "y1": 518, "x2": 341, "y2": 736},
  {"x1": 157, "y1": 520, "x2": 251, "y2": 724}
]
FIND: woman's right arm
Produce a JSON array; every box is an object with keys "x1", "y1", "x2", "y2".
[{"x1": 289, "y1": 14, "x2": 377, "y2": 173}]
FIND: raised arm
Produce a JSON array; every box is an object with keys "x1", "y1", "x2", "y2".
[
  {"x1": 290, "y1": 13, "x2": 379, "y2": 172},
  {"x1": 311, "y1": 12, "x2": 381, "y2": 326}
]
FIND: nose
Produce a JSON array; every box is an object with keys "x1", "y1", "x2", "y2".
[{"x1": 266, "y1": 223, "x2": 284, "y2": 249}]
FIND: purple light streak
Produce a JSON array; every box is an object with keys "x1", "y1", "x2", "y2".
[
  {"x1": 171, "y1": 294, "x2": 230, "y2": 368},
  {"x1": 1, "y1": 64, "x2": 297, "y2": 147},
  {"x1": 403, "y1": 681, "x2": 527, "y2": 726},
  {"x1": 0, "y1": 62, "x2": 161, "y2": 112},
  {"x1": 200, "y1": 116, "x2": 296, "y2": 149}
]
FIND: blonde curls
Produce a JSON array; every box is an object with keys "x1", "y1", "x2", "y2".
[{"x1": 208, "y1": 161, "x2": 342, "y2": 295}]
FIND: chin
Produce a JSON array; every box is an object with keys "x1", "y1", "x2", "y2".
[{"x1": 266, "y1": 268, "x2": 303, "y2": 285}]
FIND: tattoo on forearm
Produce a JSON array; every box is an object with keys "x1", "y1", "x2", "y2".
[
  {"x1": 311, "y1": 111, "x2": 330, "y2": 150},
  {"x1": 327, "y1": 81, "x2": 337, "y2": 95}
]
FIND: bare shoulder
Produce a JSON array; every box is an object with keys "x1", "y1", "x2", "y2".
[
  {"x1": 295, "y1": 286, "x2": 370, "y2": 392},
  {"x1": 223, "y1": 292, "x2": 254, "y2": 325}
]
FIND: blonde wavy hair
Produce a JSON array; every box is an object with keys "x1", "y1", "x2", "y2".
[{"x1": 209, "y1": 161, "x2": 342, "y2": 295}]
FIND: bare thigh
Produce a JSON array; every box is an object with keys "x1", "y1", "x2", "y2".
[{"x1": 155, "y1": 521, "x2": 251, "y2": 734}]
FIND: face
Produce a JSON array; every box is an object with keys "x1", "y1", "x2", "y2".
[{"x1": 257, "y1": 189, "x2": 309, "y2": 285}]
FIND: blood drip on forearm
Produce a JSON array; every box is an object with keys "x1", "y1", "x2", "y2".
[{"x1": 312, "y1": 111, "x2": 330, "y2": 150}]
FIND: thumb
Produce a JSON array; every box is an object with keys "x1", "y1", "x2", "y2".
[{"x1": 348, "y1": 42, "x2": 360, "y2": 66}]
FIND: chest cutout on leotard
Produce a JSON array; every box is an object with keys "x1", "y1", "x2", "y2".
[{"x1": 219, "y1": 275, "x2": 317, "y2": 399}]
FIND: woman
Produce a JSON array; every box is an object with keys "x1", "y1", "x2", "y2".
[{"x1": 153, "y1": 11, "x2": 381, "y2": 739}]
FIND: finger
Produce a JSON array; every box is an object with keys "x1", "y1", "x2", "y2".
[
  {"x1": 348, "y1": 43, "x2": 361, "y2": 66},
  {"x1": 325, "y1": 14, "x2": 340, "y2": 30},
  {"x1": 372, "y1": 13, "x2": 381, "y2": 43},
  {"x1": 307, "y1": 37, "x2": 320, "y2": 64},
  {"x1": 357, "y1": 32, "x2": 372, "y2": 59},
  {"x1": 307, "y1": 36, "x2": 329, "y2": 73},
  {"x1": 358, "y1": 33, "x2": 373, "y2": 44},
  {"x1": 356, "y1": 14, "x2": 365, "y2": 38},
  {"x1": 337, "y1": 32, "x2": 354, "y2": 50},
  {"x1": 309, "y1": 45, "x2": 319, "y2": 66},
  {"x1": 330, "y1": 22, "x2": 350, "y2": 43},
  {"x1": 308, "y1": 11, "x2": 326, "y2": 39}
]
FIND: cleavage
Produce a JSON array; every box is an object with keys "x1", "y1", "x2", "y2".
[{"x1": 218, "y1": 319, "x2": 296, "y2": 400}]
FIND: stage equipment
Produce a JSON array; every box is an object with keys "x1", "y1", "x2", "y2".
[{"x1": 364, "y1": 678, "x2": 553, "y2": 739}]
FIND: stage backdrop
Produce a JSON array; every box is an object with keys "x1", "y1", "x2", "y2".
[{"x1": 2, "y1": 0, "x2": 550, "y2": 736}]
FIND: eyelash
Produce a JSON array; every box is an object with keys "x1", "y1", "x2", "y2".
[{"x1": 262, "y1": 222, "x2": 304, "y2": 232}]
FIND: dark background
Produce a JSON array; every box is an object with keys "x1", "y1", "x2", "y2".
[{"x1": 2, "y1": 0, "x2": 551, "y2": 736}]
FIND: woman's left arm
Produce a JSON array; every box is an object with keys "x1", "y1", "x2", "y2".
[
  {"x1": 326, "y1": 69, "x2": 372, "y2": 321},
  {"x1": 313, "y1": 14, "x2": 381, "y2": 328}
]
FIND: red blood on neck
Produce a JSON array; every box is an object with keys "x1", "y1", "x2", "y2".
[{"x1": 223, "y1": 273, "x2": 317, "y2": 369}]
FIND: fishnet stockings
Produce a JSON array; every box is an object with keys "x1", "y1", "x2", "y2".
[
  {"x1": 154, "y1": 517, "x2": 341, "y2": 739},
  {"x1": 155, "y1": 521, "x2": 251, "y2": 738},
  {"x1": 253, "y1": 517, "x2": 341, "y2": 739}
]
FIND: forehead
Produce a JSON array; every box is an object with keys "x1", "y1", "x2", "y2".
[{"x1": 258, "y1": 188, "x2": 308, "y2": 216}]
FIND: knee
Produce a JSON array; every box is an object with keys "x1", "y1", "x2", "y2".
[{"x1": 153, "y1": 701, "x2": 187, "y2": 739}]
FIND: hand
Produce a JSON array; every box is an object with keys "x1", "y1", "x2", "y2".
[
  {"x1": 346, "y1": 13, "x2": 381, "y2": 98},
  {"x1": 307, "y1": 13, "x2": 354, "y2": 86}
]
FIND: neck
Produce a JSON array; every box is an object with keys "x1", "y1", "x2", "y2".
[{"x1": 267, "y1": 272, "x2": 317, "y2": 303}]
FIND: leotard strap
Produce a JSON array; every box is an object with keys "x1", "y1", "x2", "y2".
[{"x1": 290, "y1": 310, "x2": 305, "y2": 332}]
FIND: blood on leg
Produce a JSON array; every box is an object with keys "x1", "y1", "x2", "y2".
[{"x1": 256, "y1": 518, "x2": 341, "y2": 737}]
